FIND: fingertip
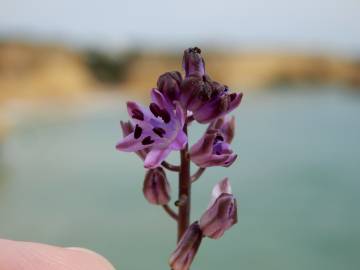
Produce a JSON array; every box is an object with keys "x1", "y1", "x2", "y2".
[{"x1": 0, "y1": 239, "x2": 116, "y2": 270}]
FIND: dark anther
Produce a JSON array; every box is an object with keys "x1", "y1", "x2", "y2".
[
  {"x1": 150, "y1": 103, "x2": 171, "y2": 124},
  {"x1": 153, "y1": 127, "x2": 166, "y2": 138},
  {"x1": 134, "y1": 124, "x2": 142, "y2": 139},
  {"x1": 142, "y1": 136, "x2": 154, "y2": 145},
  {"x1": 131, "y1": 109, "x2": 144, "y2": 121},
  {"x1": 149, "y1": 103, "x2": 162, "y2": 117},
  {"x1": 159, "y1": 110, "x2": 171, "y2": 123}
]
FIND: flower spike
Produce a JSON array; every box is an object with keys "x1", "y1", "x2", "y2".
[{"x1": 117, "y1": 48, "x2": 243, "y2": 270}]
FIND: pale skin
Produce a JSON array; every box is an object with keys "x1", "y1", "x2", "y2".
[{"x1": 0, "y1": 239, "x2": 115, "y2": 270}]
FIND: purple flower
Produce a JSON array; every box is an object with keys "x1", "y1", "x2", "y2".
[
  {"x1": 116, "y1": 89, "x2": 187, "y2": 168},
  {"x1": 169, "y1": 222, "x2": 203, "y2": 270},
  {"x1": 180, "y1": 48, "x2": 243, "y2": 123},
  {"x1": 143, "y1": 167, "x2": 171, "y2": 205},
  {"x1": 157, "y1": 71, "x2": 183, "y2": 104},
  {"x1": 199, "y1": 178, "x2": 238, "y2": 239},
  {"x1": 189, "y1": 116, "x2": 237, "y2": 168}
]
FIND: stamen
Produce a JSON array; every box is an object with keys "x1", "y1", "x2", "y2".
[
  {"x1": 153, "y1": 127, "x2": 166, "y2": 138},
  {"x1": 134, "y1": 124, "x2": 142, "y2": 139},
  {"x1": 149, "y1": 103, "x2": 162, "y2": 117},
  {"x1": 150, "y1": 103, "x2": 171, "y2": 124},
  {"x1": 131, "y1": 109, "x2": 144, "y2": 121},
  {"x1": 159, "y1": 110, "x2": 171, "y2": 123},
  {"x1": 142, "y1": 136, "x2": 154, "y2": 145}
]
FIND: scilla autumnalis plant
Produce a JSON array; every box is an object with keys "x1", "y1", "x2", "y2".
[{"x1": 116, "y1": 47, "x2": 243, "y2": 270}]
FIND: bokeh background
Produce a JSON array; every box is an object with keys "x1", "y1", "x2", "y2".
[{"x1": 1, "y1": 1, "x2": 360, "y2": 270}]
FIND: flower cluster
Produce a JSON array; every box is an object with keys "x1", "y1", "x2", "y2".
[{"x1": 116, "y1": 47, "x2": 243, "y2": 270}]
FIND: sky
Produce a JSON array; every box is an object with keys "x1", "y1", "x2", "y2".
[{"x1": 1, "y1": 0, "x2": 360, "y2": 55}]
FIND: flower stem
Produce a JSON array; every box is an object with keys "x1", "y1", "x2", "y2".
[
  {"x1": 161, "y1": 161, "x2": 181, "y2": 172},
  {"x1": 162, "y1": 204, "x2": 178, "y2": 221},
  {"x1": 191, "y1": 167, "x2": 206, "y2": 183},
  {"x1": 177, "y1": 122, "x2": 191, "y2": 242}
]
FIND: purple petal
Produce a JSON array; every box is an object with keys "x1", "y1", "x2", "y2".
[
  {"x1": 192, "y1": 95, "x2": 229, "y2": 124},
  {"x1": 194, "y1": 154, "x2": 232, "y2": 168},
  {"x1": 151, "y1": 88, "x2": 170, "y2": 109},
  {"x1": 189, "y1": 131, "x2": 216, "y2": 160},
  {"x1": 126, "y1": 101, "x2": 152, "y2": 125},
  {"x1": 144, "y1": 148, "x2": 172, "y2": 168},
  {"x1": 193, "y1": 92, "x2": 243, "y2": 124},
  {"x1": 169, "y1": 129, "x2": 187, "y2": 150},
  {"x1": 116, "y1": 133, "x2": 150, "y2": 152},
  {"x1": 174, "y1": 101, "x2": 185, "y2": 127},
  {"x1": 200, "y1": 193, "x2": 238, "y2": 239}
]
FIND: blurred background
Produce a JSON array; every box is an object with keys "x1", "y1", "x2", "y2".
[{"x1": 0, "y1": 0, "x2": 360, "y2": 269}]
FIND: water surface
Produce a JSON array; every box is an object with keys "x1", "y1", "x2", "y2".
[{"x1": 0, "y1": 87, "x2": 359, "y2": 270}]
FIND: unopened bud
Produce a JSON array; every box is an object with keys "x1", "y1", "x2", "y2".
[
  {"x1": 182, "y1": 47, "x2": 205, "y2": 78},
  {"x1": 169, "y1": 222, "x2": 203, "y2": 270},
  {"x1": 157, "y1": 71, "x2": 182, "y2": 103},
  {"x1": 199, "y1": 178, "x2": 238, "y2": 239},
  {"x1": 143, "y1": 168, "x2": 170, "y2": 205},
  {"x1": 200, "y1": 193, "x2": 237, "y2": 239}
]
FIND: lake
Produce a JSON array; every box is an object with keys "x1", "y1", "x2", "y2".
[{"x1": 0, "y1": 86, "x2": 360, "y2": 270}]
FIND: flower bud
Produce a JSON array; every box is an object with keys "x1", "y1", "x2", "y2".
[
  {"x1": 200, "y1": 178, "x2": 238, "y2": 239},
  {"x1": 182, "y1": 47, "x2": 205, "y2": 78},
  {"x1": 169, "y1": 222, "x2": 203, "y2": 270},
  {"x1": 143, "y1": 168, "x2": 170, "y2": 205},
  {"x1": 157, "y1": 71, "x2": 182, "y2": 103}
]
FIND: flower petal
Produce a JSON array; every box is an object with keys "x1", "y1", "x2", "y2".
[
  {"x1": 169, "y1": 130, "x2": 187, "y2": 150},
  {"x1": 194, "y1": 154, "x2": 232, "y2": 168},
  {"x1": 174, "y1": 101, "x2": 185, "y2": 127},
  {"x1": 116, "y1": 133, "x2": 150, "y2": 152},
  {"x1": 189, "y1": 131, "x2": 216, "y2": 160},
  {"x1": 151, "y1": 88, "x2": 169, "y2": 109},
  {"x1": 200, "y1": 193, "x2": 238, "y2": 239},
  {"x1": 144, "y1": 148, "x2": 172, "y2": 169}
]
